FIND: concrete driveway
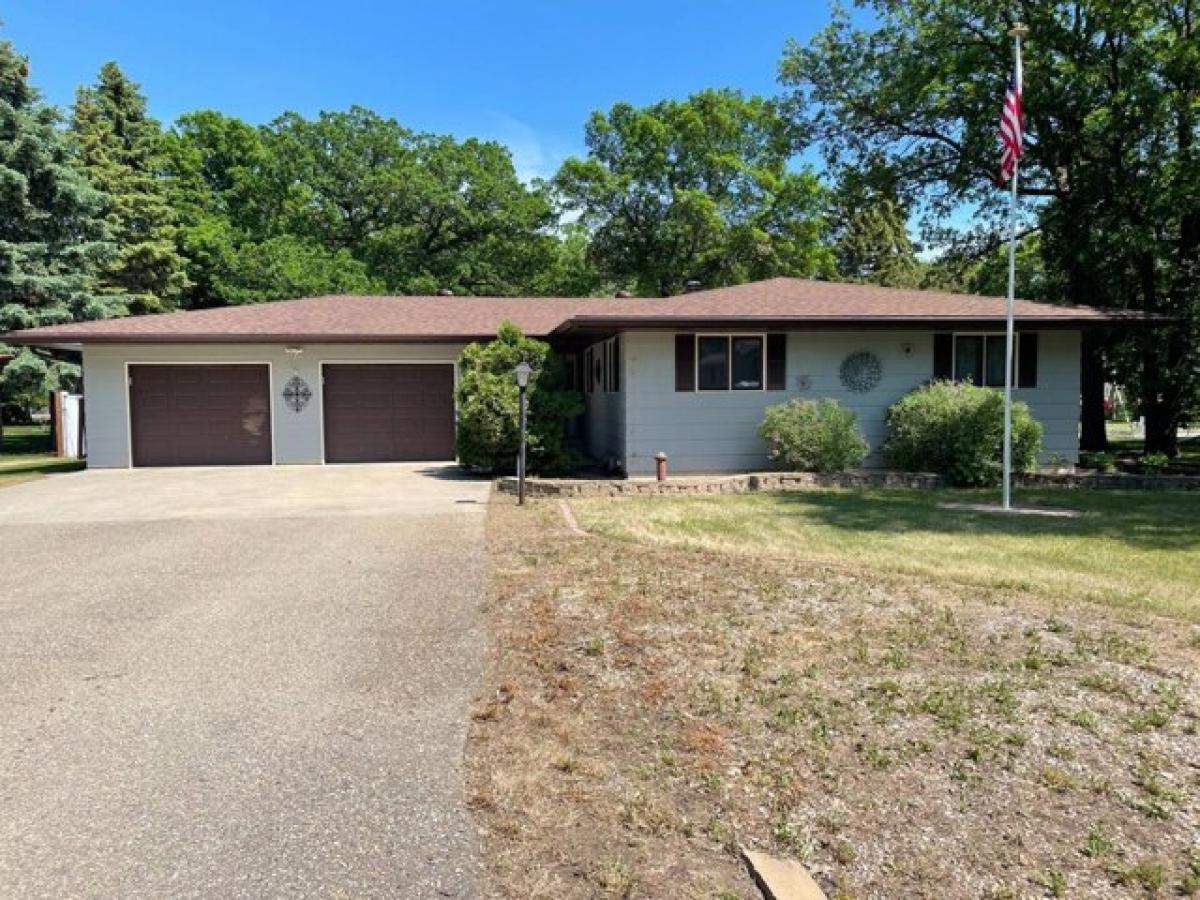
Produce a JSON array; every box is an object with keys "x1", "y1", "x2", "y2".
[{"x1": 0, "y1": 465, "x2": 492, "y2": 899}]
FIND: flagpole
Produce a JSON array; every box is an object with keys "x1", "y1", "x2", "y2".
[{"x1": 1002, "y1": 23, "x2": 1027, "y2": 511}]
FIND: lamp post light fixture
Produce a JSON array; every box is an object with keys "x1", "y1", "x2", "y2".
[{"x1": 514, "y1": 362, "x2": 533, "y2": 505}]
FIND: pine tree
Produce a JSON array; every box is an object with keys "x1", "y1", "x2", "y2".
[
  {"x1": 0, "y1": 41, "x2": 121, "y2": 426},
  {"x1": 829, "y1": 163, "x2": 922, "y2": 288},
  {"x1": 71, "y1": 62, "x2": 189, "y2": 312}
]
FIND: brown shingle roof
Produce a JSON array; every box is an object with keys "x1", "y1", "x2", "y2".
[{"x1": 1, "y1": 278, "x2": 1149, "y2": 346}]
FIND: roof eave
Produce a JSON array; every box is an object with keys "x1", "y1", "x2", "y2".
[
  {"x1": 1, "y1": 332, "x2": 551, "y2": 347},
  {"x1": 552, "y1": 314, "x2": 1155, "y2": 334}
]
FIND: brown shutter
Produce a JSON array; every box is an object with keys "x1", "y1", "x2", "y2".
[
  {"x1": 933, "y1": 333, "x2": 953, "y2": 380},
  {"x1": 612, "y1": 336, "x2": 620, "y2": 392},
  {"x1": 674, "y1": 334, "x2": 695, "y2": 391},
  {"x1": 766, "y1": 334, "x2": 787, "y2": 390},
  {"x1": 1017, "y1": 332, "x2": 1038, "y2": 388}
]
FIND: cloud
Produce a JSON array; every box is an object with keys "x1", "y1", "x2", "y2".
[{"x1": 481, "y1": 111, "x2": 578, "y2": 185}]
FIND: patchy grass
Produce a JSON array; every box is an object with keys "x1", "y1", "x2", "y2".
[
  {"x1": 468, "y1": 491, "x2": 1200, "y2": 899},
  {"x1": 574, "y1": 489, "x2": 1200, "y2": 622},
  {"x1": 1106, "y1": 422, "x2": 1200, "y2": 467},
  {"x1": 0, "y1": 424, "x2": 83, "y2": 486}
]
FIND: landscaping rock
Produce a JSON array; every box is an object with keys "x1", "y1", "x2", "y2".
[
  {"x1": 495, "y1": 467, "x2": 1200, "y2": 498},
  {"x1": 741, "y1": 848, "x2": 829, "y2": 900}
]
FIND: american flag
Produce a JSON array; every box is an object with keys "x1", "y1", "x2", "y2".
[{"x1": 998, "y1": 69, "x2": 1023, "y2": 183}]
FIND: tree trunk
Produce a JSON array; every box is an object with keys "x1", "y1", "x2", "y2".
[
  {"x1": 1079, "y1": 329, "x2": 1108, "y2": 454},
  {"x1": 1144, "y1": 403, "x2": 1179, "y2": 456}
]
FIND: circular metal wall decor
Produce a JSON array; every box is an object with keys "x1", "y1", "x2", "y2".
[
  {"x1": 282, "y1": 375, "x2": 313, "y2": 412},
  {"x1": 839, "y1": 351, "x2": 882, "y2": 393}
]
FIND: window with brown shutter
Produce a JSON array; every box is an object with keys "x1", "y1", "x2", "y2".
[
  {"x1": 766, "y1": 334, "x2": 786, "y2": 390},
  {"x1": 674, "y1": 333, "x2": 695, "y2": 391}
]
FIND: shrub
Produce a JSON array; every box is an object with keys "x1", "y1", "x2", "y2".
[
  {"x1": 885, "y1": 380, "x2": 1043, "y2": 486},
  {"x1": 1080, "y1": 450, "x2": 1118, "y2": 473},
  {"x1": 758, "y1": 399, "x2": 870, "y2": 473},
  {"x1": 455, "y1": 321, "x2": 583, "y2": 474},
  {"x1": 1139, "y1": 453, "x2": 1171, "y2": 475}
]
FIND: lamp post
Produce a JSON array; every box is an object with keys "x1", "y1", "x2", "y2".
[{"x1": 514, "y1": 362, "x2": 532, "y2": 505}]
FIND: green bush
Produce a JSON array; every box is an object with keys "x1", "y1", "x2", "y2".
[
  {"x1": 1139, "y1": 452, "x2": 1170, "y2": 474},
  {"x1": 885, "y1": 380, "x2": 1043, "y2": 486},
  {"x1": 455, "y1": 321, "x2": 583, "y2": 474},
  {"x1": 1080, "y1": 450, "x2": 1118, "y2": 473},
  {"x1": 758, "y1": 399, "x2": 870, "y2": 473}
]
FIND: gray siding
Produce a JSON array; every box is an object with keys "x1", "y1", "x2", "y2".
[
  {"x1": 81, "y1": 343, "x2": 465, "y2": 467},
  {"x1": 621, "y1": 330, "x2": 1081, "y2": 475},
  {"x1": 81, "y1": 330, "x2": 1081, "y2": 473}
]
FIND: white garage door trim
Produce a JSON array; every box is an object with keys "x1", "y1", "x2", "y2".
[{"x1": 123, "y1": 360, "x2": 277, "y2": 468}]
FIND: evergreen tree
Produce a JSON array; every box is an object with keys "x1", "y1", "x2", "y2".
[
  {"x1": 830, "y1": 163, "x2": 922, "y2": 287},
  {"x1": 71, "y1": 62, "x2": 189, "y2": 312},
  {"x1": 0, "y1": 41, "x2": 119, "y2": 425}
]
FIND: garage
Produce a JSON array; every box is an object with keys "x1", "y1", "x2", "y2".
[
  {"x1": 128, "y1": 364, "x2": 273, "y2": 467},
  {"x1": 322, "y1": 363, "x2": 456, "y2": 463}
]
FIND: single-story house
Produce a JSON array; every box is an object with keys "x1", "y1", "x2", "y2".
[{"x1": 2, "y1": 277, "x2": 1146, "y2": 475}]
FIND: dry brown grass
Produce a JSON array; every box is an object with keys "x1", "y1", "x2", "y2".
[{"x1": 467, "y1": 494, "x2": 1200, "y2": 899}]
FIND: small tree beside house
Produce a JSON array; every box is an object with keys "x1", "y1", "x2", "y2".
[{"x1": 455, "y1": 321, "x2": 583, "y2": 474}]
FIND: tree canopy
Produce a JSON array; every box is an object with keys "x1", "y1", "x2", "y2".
[{"x1": 554, "y1": 89, "x2": 834, "y2": 296}]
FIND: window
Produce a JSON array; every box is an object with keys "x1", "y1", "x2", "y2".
[
  {"x1": 954, "y1": 335, "x2": 984, "y2": 384},
  {"x1": 585, "y1": 338, "x2": 621, "y2": 395},
  {"x1": 676, "y1": 333, "x2": 785, "y2": 392},
  {"x1": 731, "y1": 337, "x2": 764, "y2": 390},
  {"x1": 697, "y1": 336, "x2": 730, "y2": 391},
  {"x1": 951, "y1": 333, "x2": 1029, "y2": 388},
  {"x1": 696, "y1": 335, "x2": 765, "y2": 392},
  {"x1": 605, "y1": 337, "x2": 620, "y2": 393}
]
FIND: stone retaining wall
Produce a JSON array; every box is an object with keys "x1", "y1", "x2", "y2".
[
  {"x1": 495, "y1": 469, "x2": 1200, "y2": 498},
  {"x1": 1018, "y1": 472, "x2": 1200, "y2": 491}
]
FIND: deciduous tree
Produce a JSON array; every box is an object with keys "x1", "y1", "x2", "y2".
[
  {"x1": 263, "y1": 109, "x2": 557, "y2": 295},
  {"x1": 554, "y1": 89, "x2": 834, "y2": 296},
  {"x1": 163, "y1": 110, "x2": 378, "y2": 305}
]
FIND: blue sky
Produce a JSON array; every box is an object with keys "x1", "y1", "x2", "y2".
[{"x1": 2, "y1": 1, "x2": 841, "y2": 181}]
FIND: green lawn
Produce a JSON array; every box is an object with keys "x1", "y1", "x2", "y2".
[
  {"x1": 574, "y1": 488, "x2": 1200, "y2": 621},
  {"x1": 0, "y1": 424, "x2": 84, "y2": 486}
]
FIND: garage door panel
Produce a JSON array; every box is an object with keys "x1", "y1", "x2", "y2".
[
  {"x1": 322, "y1": 364, "x2": 455, "y2": 463},
  {"x1": 129, "y1": 364, "x2": 272, "y2": 467}
]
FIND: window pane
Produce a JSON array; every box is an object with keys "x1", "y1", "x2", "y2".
[
  {"x1": 954, "y1": 336, "x2": 984, "y2": 385},
  {"x1": 697, "y1": 336, "x2": 729, "y2": 390},
  {"x1": 984, "y1": 335, "x2": 1008, "y2": 387},
  {"x1": 731, "y1": 337, "x2": 764, "y2": 390}
]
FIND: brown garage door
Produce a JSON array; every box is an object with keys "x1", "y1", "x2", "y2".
[
  {"x1": 322, "y1": 364, "x2": 456, "y2": 463},
  {"x1": 129, "y1": 364, "x2": 272, "y2": 467}
]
